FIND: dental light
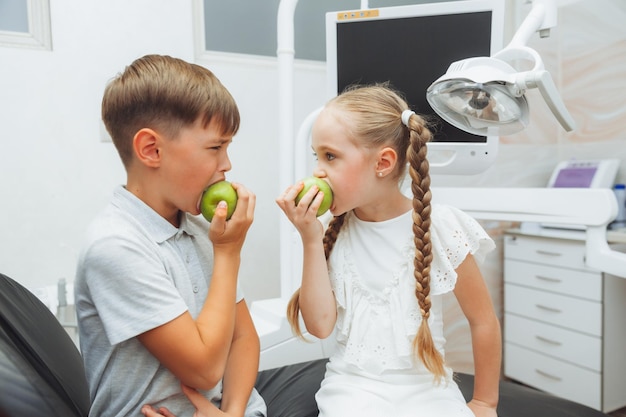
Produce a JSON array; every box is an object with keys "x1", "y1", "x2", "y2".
[{"x1": 426, "y1": 0, "x2": 575, "y2": 136}]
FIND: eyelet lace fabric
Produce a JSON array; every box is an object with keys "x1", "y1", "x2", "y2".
[{"x1": 328, "y1": 204, "x2": 494, "y2": 375}]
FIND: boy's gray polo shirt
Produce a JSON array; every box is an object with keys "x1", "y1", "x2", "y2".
[{"x1": 75, "y1": 185, "x2": 265, "y2": 417}]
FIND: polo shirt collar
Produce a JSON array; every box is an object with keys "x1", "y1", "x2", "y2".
[{"x1": 112, "y1": 185, "x2": 199, "y2": 243}]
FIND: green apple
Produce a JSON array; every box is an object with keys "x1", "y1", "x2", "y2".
[
  {"x1": 200, "y1": 181, "x2": 238, "y2": 222},
  {"x1": 295, "y1": 176, "x2": 333, "y2": 217}
]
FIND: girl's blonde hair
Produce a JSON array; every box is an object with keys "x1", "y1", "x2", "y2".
[{"x1": 286, "y1": 84, "x2": 445, "y2": 381}]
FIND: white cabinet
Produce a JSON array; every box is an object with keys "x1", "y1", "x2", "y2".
[{"x1": 504, "y1": 230, "x2": 626, "y2": 413}]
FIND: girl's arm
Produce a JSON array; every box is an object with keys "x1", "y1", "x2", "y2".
[
  {"x1": 298, "y1": 236, "x2": 337, "y2": 338},
  {"x1": 453, "y1": 254, "x2": 502, "y2": 417},
  {"x1": 276, "y1": 182, "x2": 337, "y2": 339}
]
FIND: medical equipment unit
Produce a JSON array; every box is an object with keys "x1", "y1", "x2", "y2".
[{"x1": 325, "y1": 0, "x2": 505, "y2": 176}]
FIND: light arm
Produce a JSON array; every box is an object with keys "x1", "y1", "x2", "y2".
[
  {"x1": 524, "y1": 70, "x2": 576, "y2": 131},
  {"x1": 507, "y1": 0, "x2": 557, "y2": 48}
]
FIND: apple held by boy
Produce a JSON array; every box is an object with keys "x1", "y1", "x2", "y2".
[
  {"x1": 295, "y1": 176, "x2": 333, "y2": 217},
  {"x1": 200, "y1": 181, "x2": 238, "y2": 222}
]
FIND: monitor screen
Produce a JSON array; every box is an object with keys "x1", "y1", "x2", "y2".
[{"x1": 325, "y1": 1, "x2": 505, "y2": 175}]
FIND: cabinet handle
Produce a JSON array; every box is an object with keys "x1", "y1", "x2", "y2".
[
  {"x1": 535, "y1": 369, "x2": 563, "y2": 381},
  {"x1": 536, "y1": 304, "x2": 562, "y2": 313},
  {"x1": 535, "y1": 335, "x2": 562, "y2": 346},
  {"x1": 535, "y1": 250, "x2": 563, "y2": 257},
  {"x1": 535, "y1": 275, "x2": 562, "y2": 283}
]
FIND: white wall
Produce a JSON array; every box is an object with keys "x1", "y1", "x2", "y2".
[
  {"x1": 0, "y1": 0, "x2": 327, "y2": 303},
  {"x1": 1, "y1": 0, "x2": 190, "y2": 291}
]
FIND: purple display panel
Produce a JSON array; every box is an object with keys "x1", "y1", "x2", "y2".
[{"x1": 552, "y1": 167, "x2": 598, "y2": 188}]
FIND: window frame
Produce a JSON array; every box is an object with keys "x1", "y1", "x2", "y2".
[{"x1": 0, "y1": 0, "x2": 52, "y2": 50}]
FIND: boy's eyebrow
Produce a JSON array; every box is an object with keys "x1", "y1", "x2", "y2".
[{"x1": 209, "y1": 137, "x2": 233, "y2": 145}]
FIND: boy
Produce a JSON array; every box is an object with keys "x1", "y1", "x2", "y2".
[{"x1": 75, "y1": 54, "x2": 266, "y2": 417}]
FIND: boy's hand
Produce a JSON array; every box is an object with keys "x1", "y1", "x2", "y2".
[
  {"x1": 276, "y1": 181, "x2": 325, "y2": 241},
  {"x1": 141, "y1": 385, "x2": 240, "y2": 417},
  {"x1": 141, "y1": 405, "x2": 177, "y2": 417},
  {"x1": 209, "y1": 183, "x2": 255, "y2": 253}
]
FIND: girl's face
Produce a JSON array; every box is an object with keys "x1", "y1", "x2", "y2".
[{"x1": 310, "y1": 108, "x2": 380, "y2": 217}]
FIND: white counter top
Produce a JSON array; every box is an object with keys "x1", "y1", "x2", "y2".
[{"x1": 512, "y1": 223, "x2": 626, "y2": 244}]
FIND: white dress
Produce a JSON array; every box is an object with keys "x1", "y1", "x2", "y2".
[{"x1": 316, "y1": 204, "x2": 495, "y2": 417}]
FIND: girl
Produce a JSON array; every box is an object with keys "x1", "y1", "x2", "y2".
[{"x1": 276, "y1": 84, "x2": 501, "y2": 417}]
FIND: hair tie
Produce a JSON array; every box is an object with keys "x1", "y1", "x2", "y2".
[{"x1": 401, "y1": 110, "x2": 415, "y2": 127}]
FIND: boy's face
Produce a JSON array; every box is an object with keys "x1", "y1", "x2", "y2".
[{"x1": 158, "y1": 119, "x2": 233, "y2": 221}]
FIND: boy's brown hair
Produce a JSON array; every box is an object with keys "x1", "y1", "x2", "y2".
[{"x1": 101, "y1": 54, "x2": 240, "y2": 168}]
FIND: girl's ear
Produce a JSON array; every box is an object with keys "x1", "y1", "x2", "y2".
[
  {"x1": 133, "y1": 128, "x2": 161, "y2": 168},
  {"x1": 375, "y1": 146, "x2": 398, "y2": 177}
]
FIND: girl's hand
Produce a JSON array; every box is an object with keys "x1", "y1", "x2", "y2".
[
  {"x1": 276, "y1": 181, "x2": 325, "y2": 240},
  {"x1": 209, "y1": 183, "x2": 255, "y2": 253},
  {"x1": 467, "y1": 399, "x2": 498, "y2": 417}
]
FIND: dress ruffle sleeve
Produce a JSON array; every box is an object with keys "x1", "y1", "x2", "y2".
[{"x1": 429, "y1": 204, "x2": 496, "y2": 295}]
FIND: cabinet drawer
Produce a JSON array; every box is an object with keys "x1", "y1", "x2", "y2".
[
  {"x1": 504, "y1": 235, "x2": 590, "y2": 271},
  {"x1": 504, "y1": 314, "x2": 601, "y2": 371},
  {"x1": 505, "y1": 343, "x2": 601, "y2": 410},
  {"x1": 505, "y1": 284, "x2": 602, "y2": 336},
  {"x1": 505, "y1": 259, "x2": 602, "y2": 301}
]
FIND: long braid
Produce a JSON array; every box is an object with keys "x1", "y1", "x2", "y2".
[
  {"x1": 406, "y1": 113, "x2": 445, "y2": 382},
  {"x1": 286, "y1": 214, "x2": 346, "y2": 337}
]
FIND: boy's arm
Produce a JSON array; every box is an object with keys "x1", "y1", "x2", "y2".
[
  {"x1": 219, "y1": 299, "x2": 260, "y2": 417},
  {"x1": 138, "y1": 187, "x2": 255, "y2": 391},
  {"x1": 453, "y1": 254, "x2": 502, "y2": 417}
]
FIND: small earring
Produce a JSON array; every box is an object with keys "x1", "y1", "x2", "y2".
[{"x1": 377, "y1": 172, "x2": 383, "y2": 177}]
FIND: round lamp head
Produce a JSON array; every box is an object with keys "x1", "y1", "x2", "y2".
[
  {"x1": 426, "y1": 57, "x2": 530, "y2": 136},
  {"x1": 427, "y1": 79, "x2": 529, "y2": 136}
]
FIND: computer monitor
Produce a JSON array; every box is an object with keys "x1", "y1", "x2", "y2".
[{"x1": 325, "y1": 0, "x2": 505, "y2": 175}]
